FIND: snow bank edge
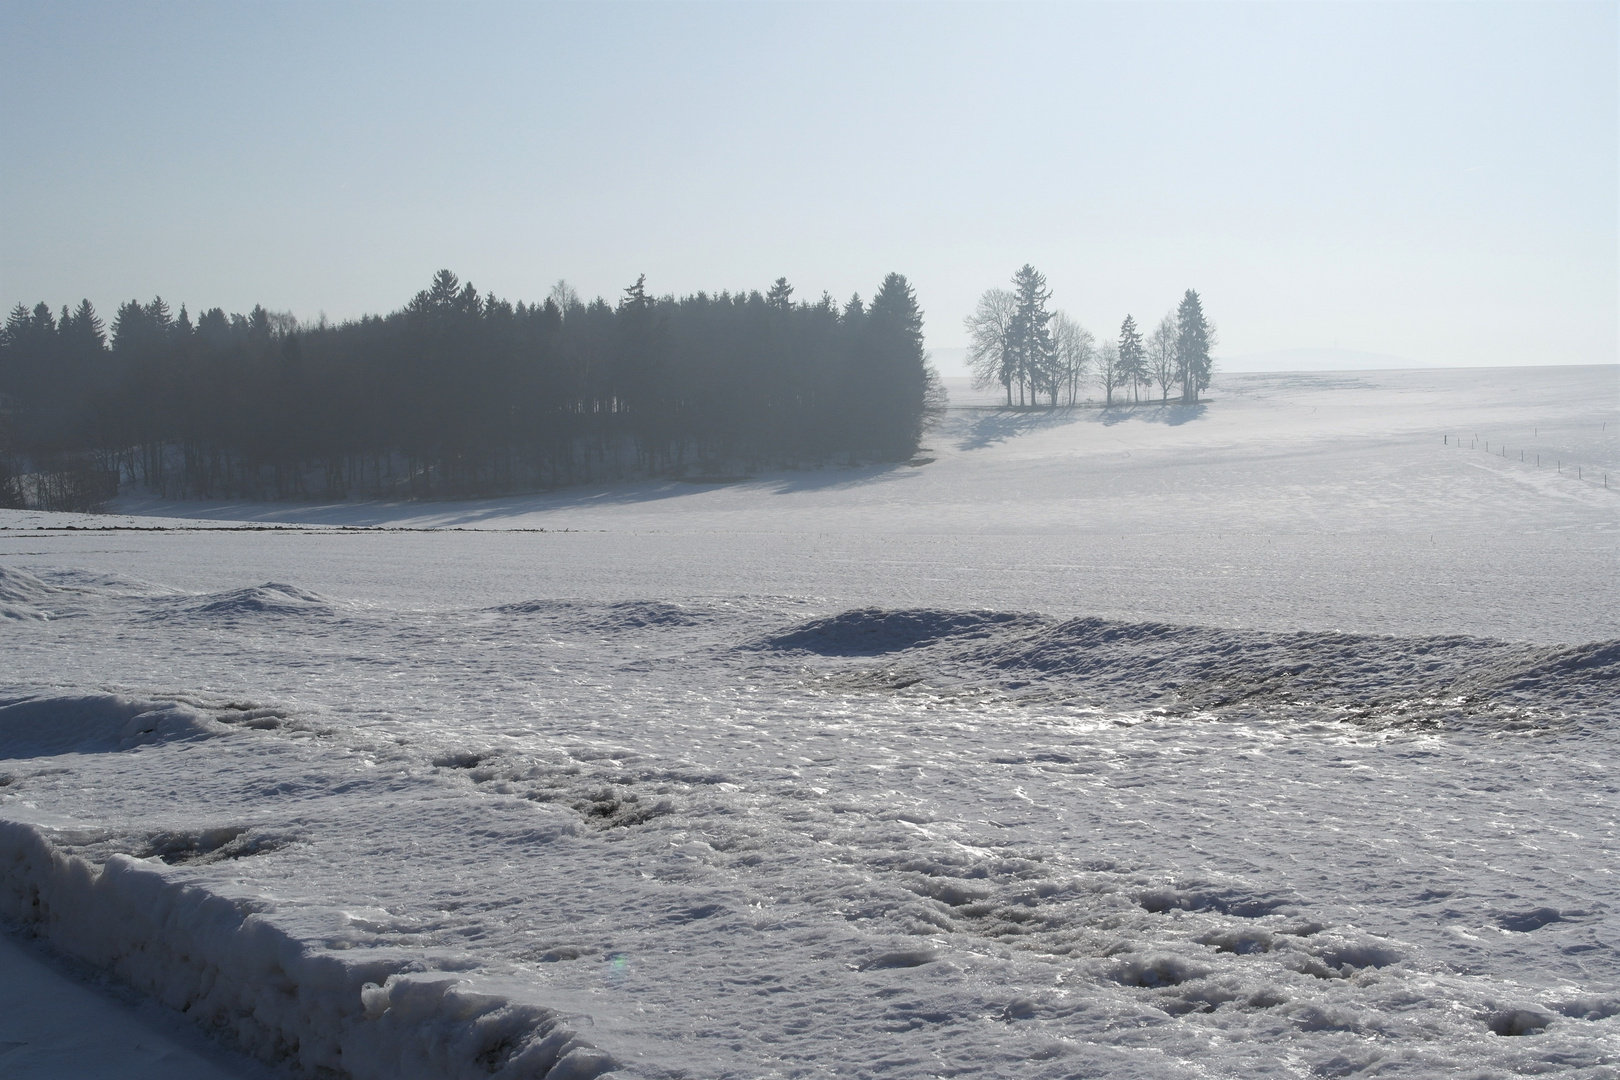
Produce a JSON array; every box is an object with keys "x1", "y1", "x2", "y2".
[{"x1": 0, "y1": 817, "x2": 615, "y2": 1080}]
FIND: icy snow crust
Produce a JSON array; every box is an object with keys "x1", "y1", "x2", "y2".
[{"x1": 1, "y1": 366, "x2": 1618, "y2": 1078}]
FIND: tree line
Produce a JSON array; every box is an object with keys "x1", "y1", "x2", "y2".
[
  {"x1": 965, "y1": 265, "x2": 1214, "y2": 407},
  {"x1": 0, "y1": 270, "x2": 941, "y2": 508}
]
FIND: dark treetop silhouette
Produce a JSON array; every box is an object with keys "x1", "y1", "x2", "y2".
[{"x1": 0, "y1": 271, "x2": 941, "y2": 505}]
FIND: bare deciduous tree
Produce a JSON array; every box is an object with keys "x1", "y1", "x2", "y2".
[
  {"x1": 1149, "y1": 311, "x2": 1177, "y2": 404},
  {"x1": 1051, "y1": 311, "x2": 1093, "y2": 406},
  {"x1": 1097, "y1": 339, "x2": 1123, "y2": 407},
  {"x1": 964, "y1": 287, "x2": 1016, "y2": 406}
]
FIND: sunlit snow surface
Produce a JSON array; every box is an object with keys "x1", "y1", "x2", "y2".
[{"x1": 2, "y1": 367, "x2": 1617, "y2": 1078}]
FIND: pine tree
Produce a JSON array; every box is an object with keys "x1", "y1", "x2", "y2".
[
  {"x1": 1008, "y1": 265, "x2": 1054, "y2": 407},
  {"x1": 1118, "y1": 314, "x2": 1145, "y2": 404},
  {"x1": 110, "y1": 300, "x2": 152, "y2": 353},
  {"x1": 766, "y1": 277, "x2": 794, "y2": 310},
  {"x1": 61, "y1": 300, "x2": 106, "y2": 354},
  {"x1": 860, "y1": 273, "x2": 929, "y2": 460},
  {"x1": 1175, "y1": 289, "x2": 1212, "y2": 404},
  {"x1": 620, "y1": 274, "x2": 649, "y2": 310}
]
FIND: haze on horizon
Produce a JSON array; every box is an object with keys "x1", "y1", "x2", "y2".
[{"x1": 2, "y1": 0, "x2": 1615, "y2": 375}]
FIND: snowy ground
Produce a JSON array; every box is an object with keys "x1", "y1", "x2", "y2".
[
  {"x1": 1, "y1": 366, "x2": 1617, "y2": 1079},
  {"x1": 0, "y1": 928, "x2": 282, "y2": 1079}
]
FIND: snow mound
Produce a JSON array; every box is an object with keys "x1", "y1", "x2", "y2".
[
  {"x1": 492, "y1": 598, "x2": 711, "y2": 631},
  {"x1": 0, "y1": 819, "x2": 613, "y2": 1080},
  {"x1": 760, "y1": 608, "x2": 1620, "y2": 724},
  {"x1": 0, "y1": 566, "x2": 57, "y2": 605},
  {"x1": 1465, "y1": 639, "x2": 1620, "y2": 700},
  {"x1": 151, "y1": 582, "x2": 336, "y2": 620},
  {"x1": 0, "y1": 566, "x2": 65, "y2": 620},
  {"x1": 0, "y1": 695, "x2": 231, "y2": 758},
  {"x1": 0, "y1": 565, "x2": 178, "y2": 619},
  {"x1": 761, "y1": 607, "x2": 1046, "y2": 656}
]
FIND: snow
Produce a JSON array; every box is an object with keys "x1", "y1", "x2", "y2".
[
  {"x1": 0, "y1": 928, "x2": 279, "y2": 1079},
  {"x1": 1, "y1": 365, "x2": 1617, "y2": 1078}
]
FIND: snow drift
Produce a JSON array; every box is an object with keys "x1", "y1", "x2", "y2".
[
  {"x1": 761, "y1": 609, "x2": 1620, "y2": 724},
  {"x1": 0, "y1": 566, "x2": 73, "y2": 621},
  {"x1": 0, "y1": 695, "x2": 230, "y2": 758},
  {"x1": 0, "y1": 817, "x2": 612, "y2": 1080},
  {"x1": 0, "y1": 693, "x2": 612, "y2": 1079},
  {"x1": 147, "y1": 582, "x2": 337, "y2": 621}
]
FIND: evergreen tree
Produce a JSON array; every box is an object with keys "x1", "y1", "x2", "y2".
[
  {"x1": 620, "y1": 274, "x2": 649, "y2": 310},
  {"x1": 1118, "y1": 314, "x2": 1145, "y2": 404},
  {"x1": 61, "y1": 300, "x2": 106, "y2": 353},
  {"x1": 144, "y1": 297, "x2": 173, "y2": 334},
  {"x1": 859, "y1": 273, "x2": 929, "y2": 460},
  {"x1": 0, "y1": 269, "x2": 939, "y2": 500},
  {"x1": 766, "y1": 277, "x2": 794, "y2": 310},
  {"x1": 1007, "y1": 265, "x2": 1054, "y2": 406},
  {"x1": 1175, "y1": 289, "x2": 1212, "y2": 404}
]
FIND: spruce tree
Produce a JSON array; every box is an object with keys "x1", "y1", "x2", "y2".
[
  {"x1": 861, "y1": 273, "x2": 928, "y2": 460},
  {"x1": 1008, "y1": 265, "x2": 1054, "y2": 407},
  {"x1": 1118, "y1": 314, "x2": 1145, "y2": 404},
  {"x1": 1175, "y1": 289, "x2": 1212, "y2": 404},
  {"x1": 766, "y1": 277, "x2": 794, "y2": 310}
]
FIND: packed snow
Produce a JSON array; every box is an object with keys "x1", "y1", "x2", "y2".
[{"x1": 1, "y1": 366, "x2": 1616, "y2": 1079}]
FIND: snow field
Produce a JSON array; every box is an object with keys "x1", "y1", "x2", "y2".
[
  {"x1": 2, "y1": 582, "x2": 1618, "y2": 1076},
  {"x1": 1, "y1": 365, "x2": 1617, "y2": 1078}
]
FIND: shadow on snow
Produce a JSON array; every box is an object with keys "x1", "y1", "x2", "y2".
[
  {"x1": 111, "y1": 461, "x2": 919, "y2": 528},
  {"x1": 953, "y1": 401, "x2": 1208, "y2": 451}
]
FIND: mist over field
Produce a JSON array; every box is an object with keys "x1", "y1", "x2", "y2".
[{"x1": 1, "y1": 2, "x2": 1616, "y2": 1079}]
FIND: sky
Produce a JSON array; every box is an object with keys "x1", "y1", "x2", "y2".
[{"x1": 1, "y1": 1, "x2": 1615, "y2": 374}]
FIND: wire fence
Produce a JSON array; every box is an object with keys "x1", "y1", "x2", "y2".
[{"x1": 1444, "y1": 425, "x2": 1615, "y2": 491}]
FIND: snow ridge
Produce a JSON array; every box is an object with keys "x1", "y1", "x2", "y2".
[
  {"x1": 0, "y1": 566, "x2": 71, "y2": 621},
  {"x1": 0, "y1": 694, "x2": 231, "y2": 758},
  {"x1": 147, "y1": 582, "x2": 338, "y2": 621},
  {"x1": 762, "y1": 608, "x2": 1620, "y2": 725},
  {"x1": 0, "y1": 816, "x2": 614, "y2": 1080}
]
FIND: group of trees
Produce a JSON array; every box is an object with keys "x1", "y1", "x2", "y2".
[
  {"x1": 0, "y1": 270, "x2": 940, "y2": 507},
  {"x1": 966, "y1": 265, "x2": 1214, "y2": 407}
]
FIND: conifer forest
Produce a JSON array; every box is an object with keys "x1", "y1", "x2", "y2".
[{"x1": 0, "y1": 271, "x2": 940, "y2": 507}]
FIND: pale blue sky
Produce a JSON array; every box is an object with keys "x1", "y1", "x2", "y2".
[{"x1": 2, "y1": 1, "x2": 1614, "y2": 372}]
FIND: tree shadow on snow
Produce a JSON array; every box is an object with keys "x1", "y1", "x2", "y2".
[
  {"x1": 402, "y1": 461, "x2": 917, "y2": 524},
  {"x1": 953, "y1": 408, "x2": 1086, "y2": 451},
  {"x1": 1097, "y1": 402, "x2": 1208, "y2": 427},
  {"x1": 110, "y1": 463, "x2": 917, "y2": 528},
  {"x1": 953, "y1": 401, "x2": 1209, "y2": 451}
]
